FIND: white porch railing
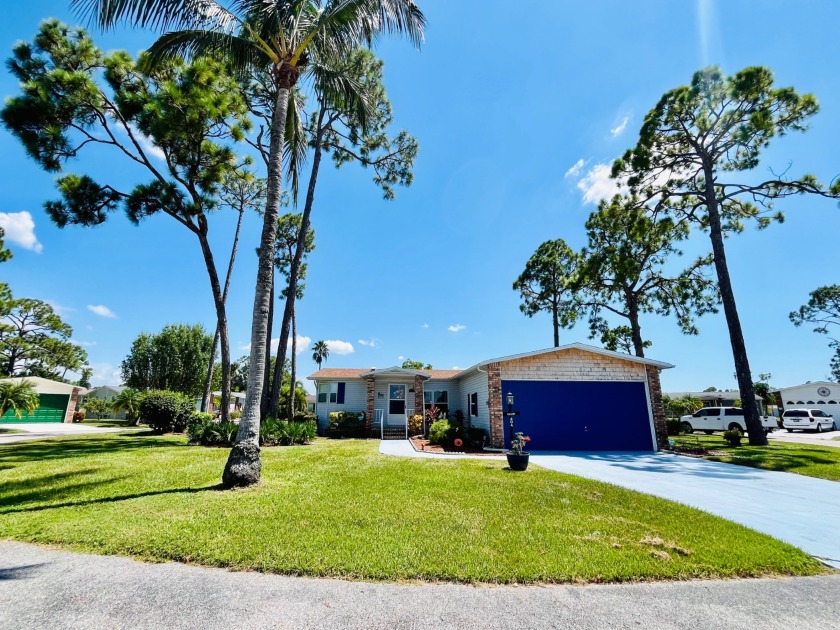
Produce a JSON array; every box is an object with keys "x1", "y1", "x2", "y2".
[
  {"x1": 405, "y1": 407, "x2": 415, "y2": 440},
  {"x1": 374, "y1": 409, "x2": 384, "y2": 440}
]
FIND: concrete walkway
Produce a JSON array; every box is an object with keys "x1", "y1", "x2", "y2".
[
  {"x1": 531, "y1": 452, "x2": 840, "y2": 568},
  {"x1": 0, "y1": 423, "x2": 126, "y2": 445},
  {"x1": 1, "y1": 541, "x2": 838, "y2": 630},
  {"x1": 378, "y1": 438, "x2": 503, "y2": 459}
]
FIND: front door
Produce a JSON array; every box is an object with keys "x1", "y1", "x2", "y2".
[{"x1": 388, "y1": 384, "x2": 406, "y2": 426}]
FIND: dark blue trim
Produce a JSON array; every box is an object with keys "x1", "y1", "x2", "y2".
[{"x1": 336, "y1": 382, "x2": 346, "y2": 405}]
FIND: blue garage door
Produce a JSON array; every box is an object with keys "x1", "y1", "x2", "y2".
[{"x1": 501, "y1": 380, "x2": 654, "y2": 451}]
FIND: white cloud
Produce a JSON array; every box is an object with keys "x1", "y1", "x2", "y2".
[
  {"x1": 240, "y1": 335, "x2": 311, "y2": 355},
  {"x1": 72, "y1": 340, "x2": 97, "y2": 347},
  {"x1": 0, "y1": 211, "x2": 43, "y2": 253},
  {"x1": 397, "y1": 355, "x2": 405, "y2": 362},
  {"x1": 421, "y1": 323, "x2": 429, "y2": 329},
  {"x1": 325, "y1": 340, "x2": 354, "y2": 355},
  {"x1": 295, "y1": 335, "x2": 312, "y2": 354},
  {"x1": 564, "y1": 158, "x2": 586, "y2": 178},
  {"x1": 87, "y1": 304, "x2": 117, "y2": 319},
  {"x1": 576, "y1": 163, "x2": 626, "y2": 205},
  {"x1": 358, "y1": 338, "x2": 380, "y2": 348},
  {"x1": 448, "y1": 324, "x2": 466, "y2": 333},
  {"x1": 88, "y1": 362, "x2": 123, "y2": 387},
  {"x1": 128, "y1": 124, "x2": 166, "y2": 161},
  {"x1": 46, "y1": 300, "x2": 76, "y2": 315},
  {"x1": 451, "y1": 365, "x2": 462, "y2": 370},
  {"x1": 610, "y1": 116, "x2": 630, "y2": 137}
]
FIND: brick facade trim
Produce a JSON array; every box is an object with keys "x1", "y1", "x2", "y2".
[
  {"x1": 64, "y1": 387, "x2": 81, "y2": 423},
  {"x1": 413, "y1": 375, "x2": 424, "y2": 420},
  {"x1": 487, "y1": 362, "x2": 503, "y2": 448},
  {"x1": 645, "y1": 365, "x2": 668, "y2": 450},
  {"x1": 365, "y1": 377, "x2": 375, "y2": 433}
]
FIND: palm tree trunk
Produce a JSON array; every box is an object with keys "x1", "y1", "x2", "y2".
[
  {"x1": 260, "y1": 276, "x2": 275, "y2": 419},
  {"x1": 268, "y1": 108, "x2": 327, "y2": 419},
  {"x1": 288, "y1": 306, "x2": 297, "y2": 420},
  {"x1": 223, "y1": 85, "x2": 290, "y2": 487},
  {"x1": 202, "y1": 208, "x2": 245, "y2": 412},
  {"x1": 703, "y1": 166, "x2": 766, "y2": 446},
  {"x1": 194, "y1": 219, "x2": 230, "y2": 424}
]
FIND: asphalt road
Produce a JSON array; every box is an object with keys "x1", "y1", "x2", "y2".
[{"x1": 1, "y1": 541, "x2": 839, "y2": 630}]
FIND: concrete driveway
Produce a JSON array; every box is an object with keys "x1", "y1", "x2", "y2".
[
  {"x1": 769, "y1": 428, "x2": 840, "y2": 449},
  {"x1": 0, "y1": 422, "x2": 127, "y2": 445},
  {"x1": 530, "y1": 451, "x2": 840, "y2": 567}
]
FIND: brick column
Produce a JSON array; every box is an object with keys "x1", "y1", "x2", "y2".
[
  {"x1": 413, "y1": 375, "x2": 424, "y2": 418},
  {"x1": 487, "y1": 362, "x2": 504, "y2": 448},
  {"x1": 366, "y1": 377, "x2": 375, "y2": 433},
  {"x1": 65, "y1": 387, "x2": 80, "y2": 423},
  {"x1": 646, "y1": 365, "x2": 669, "y2": 450}
]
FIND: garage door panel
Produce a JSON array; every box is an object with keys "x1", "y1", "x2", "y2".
[
  {"x1": 501, "y1": 380, "x2": 653, "y2": 451},
  {"x1": 0, "y1": 393, "x2": 68, "y2": 423}
]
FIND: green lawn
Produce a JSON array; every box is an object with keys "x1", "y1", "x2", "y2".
[
  {"x1": 0, "y1": 435, "x2": 826, "y2": 584},
  {"x1": 671, "y1": 434, "x2": 840, "y2": 481}
]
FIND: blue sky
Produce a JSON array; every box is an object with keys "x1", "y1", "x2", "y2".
[{"x1": 2, "y1": 1, "x2": 840, "y2": 394}]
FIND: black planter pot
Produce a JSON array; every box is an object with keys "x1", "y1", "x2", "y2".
[{"x1": 506, "y1": 452, "x2": 530, "y2": 471}]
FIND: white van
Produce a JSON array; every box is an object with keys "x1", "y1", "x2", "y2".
[
  {"x1": 781, "y1": 408, "x2": 836, "y2": 433},
  {"x1": 679, "y1": 407, "x2": 776, "y2": 435}
]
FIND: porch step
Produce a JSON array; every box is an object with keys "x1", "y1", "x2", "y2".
[{"x1": 381, "y1": 427, "x2": 407, "y2": 440}]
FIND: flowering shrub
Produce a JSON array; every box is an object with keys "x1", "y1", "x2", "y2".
[
  {"x1": 408, "y1": 414, "x2": 424, "y2": 436},
  {"x1": 508, "y1": 432, "x2": 531, "y2": 455}
]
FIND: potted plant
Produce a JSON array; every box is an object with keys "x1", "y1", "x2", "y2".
[
  {"x1": 507, "y1": 432, "x2": 531, "y2": 471},
  {"x1": 722, "y1": 428, "x2": 742, "y2": 446}
]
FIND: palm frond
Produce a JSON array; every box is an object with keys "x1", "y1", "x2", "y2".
[
  {"x1": 143, "y1": 30, "x2": 270, "y2": 75},
  {"x1": 71, "y1": 0, "x2": 240, "y2": 33},
  {"x1": 311, "y1": 56, "x2": 371, "y2": 132},
  {"x1": 283, "y1": 88, "x2": 309, "y2": 203}
]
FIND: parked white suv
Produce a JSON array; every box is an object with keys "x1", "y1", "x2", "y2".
[
  {"x1": 679, "y1": 407, "x2": 776, "y2": 435},
  {"x1": 781, "y1": 409, "x2": 836, "y2": 433}
]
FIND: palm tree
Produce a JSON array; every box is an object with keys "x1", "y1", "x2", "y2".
[
  {"x1": 75, "y1": 0, "x2": 425, "y2": 487},
  {"x1": 312, "y1": 341, "x2": 330, "y2": 371},
  {"x1": 0, "y1": 380, "x2": 39, "y2": 419},
  {"x1": 111, "y1": 389, "x2": 145, "y2": 426}
]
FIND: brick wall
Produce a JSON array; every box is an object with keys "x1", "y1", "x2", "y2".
[
  {"x1": 413, "y1": 375, "x2": 424, "y2": 419},
  {"x1": 645, "y1": 365, "x2": 669, "y2": 450},
  {"x1": 487, "y1": 362, "x2": 503, "y2": 448},
  {"x1": 365, "y1": 377, "x2": 375, "y2": 432},
  {"x1": 500, "y1": 348, "x2": 647, "y2": 381},
  {"x1": 65, "y1": 387, "x2": 80, "y2": 423}
]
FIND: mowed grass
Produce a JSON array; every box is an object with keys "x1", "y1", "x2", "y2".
[
  {"x1": 0, "y1": 435, "x2": 826, "y2": 583},
  {"x1": 672, "y1": 434, "x2": 840, "y2": 482}
]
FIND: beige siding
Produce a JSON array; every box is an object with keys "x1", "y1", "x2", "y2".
[{"x1": 500, "y1": 348, "x2": 646, "y2": 382}]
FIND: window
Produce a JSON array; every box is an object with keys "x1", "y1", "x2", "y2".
[
  {"x1": 812, "y1": 410, "x2": 828, "y2": 418},
  {"x1": 783, "y1": 410, "x2": 807, "y2": 417},
  {"x1": 725, "y1": 408, "x2": 744, "y2": 416},
  {"x1": 469, "y1": 392, "x2": 478, "y2": 418},
  {"x1": 424, "y1": 389, "x2": 449, "y2": 416},
  {"x1": 389, "y1": 384, "x2": 406, "y2": 415},
  {"x1": 317, "y1": 382, "x2": 344, "y2": 404}
]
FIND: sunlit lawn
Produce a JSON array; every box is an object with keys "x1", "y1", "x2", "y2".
[
  {"x1": 672, "y1": 434, "x2": 840, "y2": 482},
  {"x1": 0, "y1": 434, "x2": 826, "y2": 583}
]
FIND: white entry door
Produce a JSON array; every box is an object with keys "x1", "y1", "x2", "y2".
[{"x1": 388, "y1": 384, "x2": 406, "y2": 426}]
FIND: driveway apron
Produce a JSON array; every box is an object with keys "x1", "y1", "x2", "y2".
[{"x1": 530, "y1": 451, "x2": 840, "y2": 567}]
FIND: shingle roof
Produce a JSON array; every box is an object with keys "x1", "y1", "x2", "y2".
[{"x1": 309, "y1": 368, "x2": 462, "y2": 380}]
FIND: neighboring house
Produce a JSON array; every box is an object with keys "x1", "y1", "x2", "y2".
[
  {"x1": 81, "y1": 385, "x2": 127, "y2": 418},
  {"x1": 0, "y1": 376, "x2": 86, "y2": 424},
  {"x1": 665, "y1": 390, "x2": 766, "y2": 413},
  {"x1": 308, "y1": 343, "x2": 673, "y2": 452},
  {"x1": 207, "y1": 391, "x2": 246, "y2": 415},
  {"x1": 772, "y1": 381, "x2": 840, "y2": 420},
  {"x1": 305, "y1": 394, "x2": 316, "y2": 414}
]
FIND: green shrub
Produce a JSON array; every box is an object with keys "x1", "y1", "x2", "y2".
[
  {"x1": 666, "y1": 418, "x2": 683, "y2": 436},
  {"x1": 230, "y1": 411, "x2": 242, "y2": 420},
  {"x1": 293, "y1": 412, "x2": 317, "y2": 424},
  {"x1": 328, "y1": 411, "x2": 364, "y2": 428},
  {"x1": 722, "y1": 428, "x2": 742, "y2": 446},
  {"x1": 139, "y1": 390, "x2": 195, "y2": 434},
  {"x1": 429, "y1": 418, "x2": 454, "y2": 445},
  {"x1": 466, "y1": 426, "x2": 486, "y2": 445},
  {"x1": 187, "y1": 412, "x2": 238, "y2": 446},
  {"x1": 260, "y1": 417, "x2": 316, "y2": 446}
]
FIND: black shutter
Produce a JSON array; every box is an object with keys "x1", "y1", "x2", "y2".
[{"x1": 337, "y1": 382, "x2": 345, "y2": 404}]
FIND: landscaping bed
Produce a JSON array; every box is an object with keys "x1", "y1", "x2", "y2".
[
  {"x1": 0, "y1": 434, "x2": 826, "y2": 584},
  {"x1": 670, "y1": 434, "x2": 840, "y2": 482},
  {"x1": 409, "y1": 436, "x2": 499, "y2": 456}
]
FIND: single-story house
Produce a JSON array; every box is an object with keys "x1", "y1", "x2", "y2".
[
  {"x1": 305, "y1": 394, "x2": 316, "y2": 414},
  {"x1": 207, "y1": 390, "x2": 246, "y2": 414},
  {"x1": 81, "y1": 385, "x2": 127, "y2": 418},
  {"x1": 664, "y1": 390, "x2": 765, "y2": 412},
  {"x1": 308, "y1": 343, "x2": 673, "y2": 452},
  {"x1": 772, "y1": 381, "x2": 840, "y2": 420},
  {"x1": 0, "y1": 376, "x2": 86, "y2": 423}
]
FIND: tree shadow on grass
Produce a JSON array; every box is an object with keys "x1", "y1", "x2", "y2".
[
  {"x1": 707, "y1": 445, "x2": 838, "y2": 477},
  {"x1": 0, "y1": 484, "x2": 224, "y2": 516},
  {"x1": 0, "y1": 435, "x2": 185, "y2": 465}
]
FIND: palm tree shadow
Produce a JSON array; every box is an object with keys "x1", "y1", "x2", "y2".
[{"x1": 0, "y1": 563, "x2": 46, "y2": 580}]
